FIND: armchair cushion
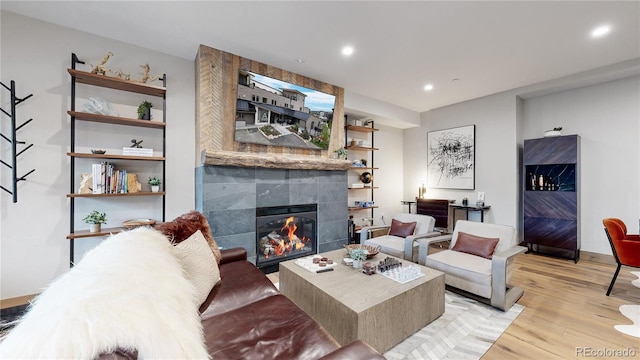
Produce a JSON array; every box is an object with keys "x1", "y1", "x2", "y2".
[
  {"x1": 364, "y1": 235, "x2": 407, "y2": 260},
  {"x1": 451, "y1": 232, "x2": 500, "y2": 259},
  {"x1": 425, "y1": 250, "x2": 492, "y2": 298},
  {"x1": 388, "y1": 219, "x2": 417, "y2": 238}
]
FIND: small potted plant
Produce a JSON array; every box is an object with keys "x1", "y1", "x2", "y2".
[
  {"x1": 83, "y1": 210, "x2": 106, "y2": 233},
  {"x1": 148, "y1": 176, "x2": 161, "y2": 192},
  {"x1": 334, "y1": 147, "x2": 348, "y2": 160},
  {"x1": 348, "y1": 248, "x2": 369, "y2": 269},
  {"x1": 137, "y1": 100, "x2": 153, "y2": 120}
]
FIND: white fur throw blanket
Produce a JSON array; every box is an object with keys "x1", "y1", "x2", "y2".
[{"x1": 0, "y1": 227, "x2": 209, "y2": 359}]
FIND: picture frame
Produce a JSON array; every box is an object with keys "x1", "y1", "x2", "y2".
[{"x1": 427, "y1": 124, "x2": 475, "y2": 189}]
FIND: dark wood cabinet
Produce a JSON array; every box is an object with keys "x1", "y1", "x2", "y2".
[{"x1": 523, "y1": 135, "x2": 580, "y2": 262}]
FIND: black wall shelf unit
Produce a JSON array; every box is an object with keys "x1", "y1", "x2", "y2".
[{"x1": 67, "y1": 53, "x2": 167, "y2": 266}]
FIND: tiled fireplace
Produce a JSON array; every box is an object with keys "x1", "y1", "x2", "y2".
[{"x1": 195, "y1": 165, "x2": 349, "y2": 267}]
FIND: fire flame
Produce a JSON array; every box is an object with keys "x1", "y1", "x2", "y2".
[
  {"x1": 263, "y1": 216, "x2": 312, "y2": 258},
  {"x1": 282, "y1": 217, "x2": 297, "y2": 239},
  {"x1": 270, "y1": 216, "x2": 310, "y2": 256}
]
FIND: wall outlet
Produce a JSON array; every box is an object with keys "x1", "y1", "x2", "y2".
[{"x1": 478, "y1": 192, "x2": 485, "y2": 202}]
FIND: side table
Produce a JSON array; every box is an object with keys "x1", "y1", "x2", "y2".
[{"x1": 449, "y1": 204, "x2": 491, "y2": 224}]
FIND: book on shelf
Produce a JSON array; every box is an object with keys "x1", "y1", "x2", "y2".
[
  {"x1": 122, "y1": 147, "x2": 153, "y2": 157},
  {"x1": 92, "y1": 163, "x2": 102, "y2": 194},
  {"x1": 90, "y1": 162, "x2": 129, "y2": 194}
]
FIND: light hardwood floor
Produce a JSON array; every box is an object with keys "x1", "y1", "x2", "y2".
[
  {"x1": 487, "y1": 253, "x2": 639, "y2": 359},
  {"x1": 269, "y1": 253, "x2": 639, "y2": 359}
]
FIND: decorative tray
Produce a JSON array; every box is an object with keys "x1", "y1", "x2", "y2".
[
  {"x1": 295, "y1": 255, "x2": 338, "y2": 273},
  {"x1": 344, "y1": 244, "x2": 380, "y2": 259},
  {"x1": 122, "y1": 218, "x2": 156, "y2": 229}
]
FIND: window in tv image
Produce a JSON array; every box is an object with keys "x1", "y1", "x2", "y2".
[{"x1": 235, "y1": 70, "x2": 336, "y2": 150}]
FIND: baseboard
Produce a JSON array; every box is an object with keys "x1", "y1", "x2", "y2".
[
  {"x1": 0, "y1": 294, "x2": 36, "y2": 310},
  {"x1": 0, "y1": 294, "x2": 36, "y2": 324}
]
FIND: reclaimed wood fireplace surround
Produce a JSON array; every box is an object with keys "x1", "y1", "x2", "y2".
[
  {"x1": 195, "y1": 44, "x2": 350, "y2": 171},
  {"x1": 195, "y1": 45, "x2": 352, "y2": 264}
]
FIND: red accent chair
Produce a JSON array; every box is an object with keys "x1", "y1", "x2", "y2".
[{"x1": 602, "y1": 218, "x2": 640, "y2": 296}]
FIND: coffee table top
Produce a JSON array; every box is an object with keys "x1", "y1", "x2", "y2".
[{"x1": 279, "y1": 249, "x2": 444, "y2": 313}]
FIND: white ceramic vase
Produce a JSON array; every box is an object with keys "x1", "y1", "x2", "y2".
[
  {"x1": 89, "y1": 223, "x2": 101, "y2": 233},
  {"x1": 151, "y1": 185, "x2": 160, "y2": 192},
  {"x1": 352, "y1": 259, "x2": 362, "y2": 269}
]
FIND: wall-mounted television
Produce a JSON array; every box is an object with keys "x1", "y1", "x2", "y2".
[{"x1": 235, "y1": 70, "x2": 336, "y2": 150}]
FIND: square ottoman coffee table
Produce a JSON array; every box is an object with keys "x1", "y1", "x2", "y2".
[{"x1": 279, "y1": 249, "x2": 445, "y2": 353}]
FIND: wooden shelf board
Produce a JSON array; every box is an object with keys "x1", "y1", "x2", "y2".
[
  {"x1": 346, "y1": 125, "x2": 379, "y2": 133},
  {"x1": 345, "y1": 146, "x2": 378, "y2": 151},
  {"x1": 68, "y1": 111, "x2": 165, "y2": 128},
  {"x1": 67, "y1": 227, "x2": 126, "y2": 239},
  {"x1": 67, "y1": 191, "x2": 165, "y2": 198},
  {"x1": 68, "y1": 69, "x2": 165, "y2": 97},
  {"x1": 67, "y1": 152, "x2": 165, "y2": 161},
  {"x1": 348, "y1": 206, "x2": 379, "y2": 211}
]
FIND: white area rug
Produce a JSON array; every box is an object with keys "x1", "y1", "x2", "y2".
[
  {"x1": 614, "y1": 271, "x2": 640, "y2": 338},
  {"x1": 275, "y1": 282, "x2": 523, "y2": 359},
  {"x1": 384, "y1": 291, "x2": 524, "y2": 360}
]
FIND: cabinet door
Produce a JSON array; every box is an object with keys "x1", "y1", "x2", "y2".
[{"x1": 523, "y1": 185, "x2": 578, "y2": 249}]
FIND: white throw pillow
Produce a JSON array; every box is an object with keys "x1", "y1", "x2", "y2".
[{"x1": 174, "y1": 230, "x2": 221, "y2": 307}]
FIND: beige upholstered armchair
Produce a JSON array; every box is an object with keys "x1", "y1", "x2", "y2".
[
  {"x1": 418, "y1": 220, "x2": 527, "y2": 311},
  {"x1": 361, "y1": 213, "x2": 443, "y2": 262}
]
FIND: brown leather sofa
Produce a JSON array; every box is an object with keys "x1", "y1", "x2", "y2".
[
  {"x1": 100, "y1": 247, "x2": 384, "y2": 360},
  {"x1": 198, "y1": 247, "x2": 384, "y2": 359}
]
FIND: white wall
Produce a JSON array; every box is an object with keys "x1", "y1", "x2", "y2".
[
  {"x1": 403, "y1": 92, "x2": 520, "y2": 229},
  {"x1": 0, "y1": 12, "x2": 195, "y2": 299},
  {"x1": 522, "y1": 76, "x2": 640, "y2": 254}
]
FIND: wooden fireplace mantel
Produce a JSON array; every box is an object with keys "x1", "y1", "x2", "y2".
[{"x1": 203, "y1": 150, "x2": 352, "y2": 170}]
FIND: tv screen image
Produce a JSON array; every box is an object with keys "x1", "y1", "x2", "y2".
[{"x1": 235, "y1": 70, "x2": 336, "y2": 150}]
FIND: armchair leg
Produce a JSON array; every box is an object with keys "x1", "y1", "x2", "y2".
[{"x1": 606, "y1": 263, "x2": 622, "y2": 296}]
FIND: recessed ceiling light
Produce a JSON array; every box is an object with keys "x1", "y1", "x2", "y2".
[
  {"x1": 591, "y1": 25, "x2": 611, "y2": 38},
  {"x1": 424, "y1": 84, "x2": 434, "y2": 91},
  {"x1": 341, "y1": 46, "x2": 354, "y2": 56},
  {"x1": 296, "y1": 58, "x2": 305, "y2": 63}
]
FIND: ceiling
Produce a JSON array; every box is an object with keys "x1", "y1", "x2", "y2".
[{"x1": 3, "y1": 1, "x2": 639, "y2": 121}]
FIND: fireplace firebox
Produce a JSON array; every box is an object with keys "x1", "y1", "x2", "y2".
[{"x1": 256, "y1": 204, "x2": 317, "y2": 273}]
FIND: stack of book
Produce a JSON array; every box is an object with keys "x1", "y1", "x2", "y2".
[
  {"x1": 92, "y1": 162, "x2": 129, "y2": 194},
  {"x1": 122, "y1": 147, "x2": 153, "y2": 157}
]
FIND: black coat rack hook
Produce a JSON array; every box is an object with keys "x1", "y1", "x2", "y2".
[{"x1": 0, "y1": 80, "x2": 36, "y2": 203}]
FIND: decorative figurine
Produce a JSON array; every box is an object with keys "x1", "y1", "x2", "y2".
[
  {"x1": 108, "y1": 68, "x2": 131, "y2": 80},
  {"x1": 91, "y1": 52, "x2": 114, "y2": 76},
  {"x1": 139, "y1": 64, "x2": 162, "y2": 84},
  {"x1": 130, "y1": 139, "x2": 143, "y2": 148}
]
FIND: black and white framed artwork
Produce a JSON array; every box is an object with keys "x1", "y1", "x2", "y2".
[{"x1": 427, "y1": 125, "x2": 475, "y2": 190}]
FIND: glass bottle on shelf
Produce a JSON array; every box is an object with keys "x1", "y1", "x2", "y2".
[
  {"x1": 538, "y1": 174, "x2": 544, "y2": 191},
  {"x1": 530, "y1": 173, "x2": 536, "y2": 191}
]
